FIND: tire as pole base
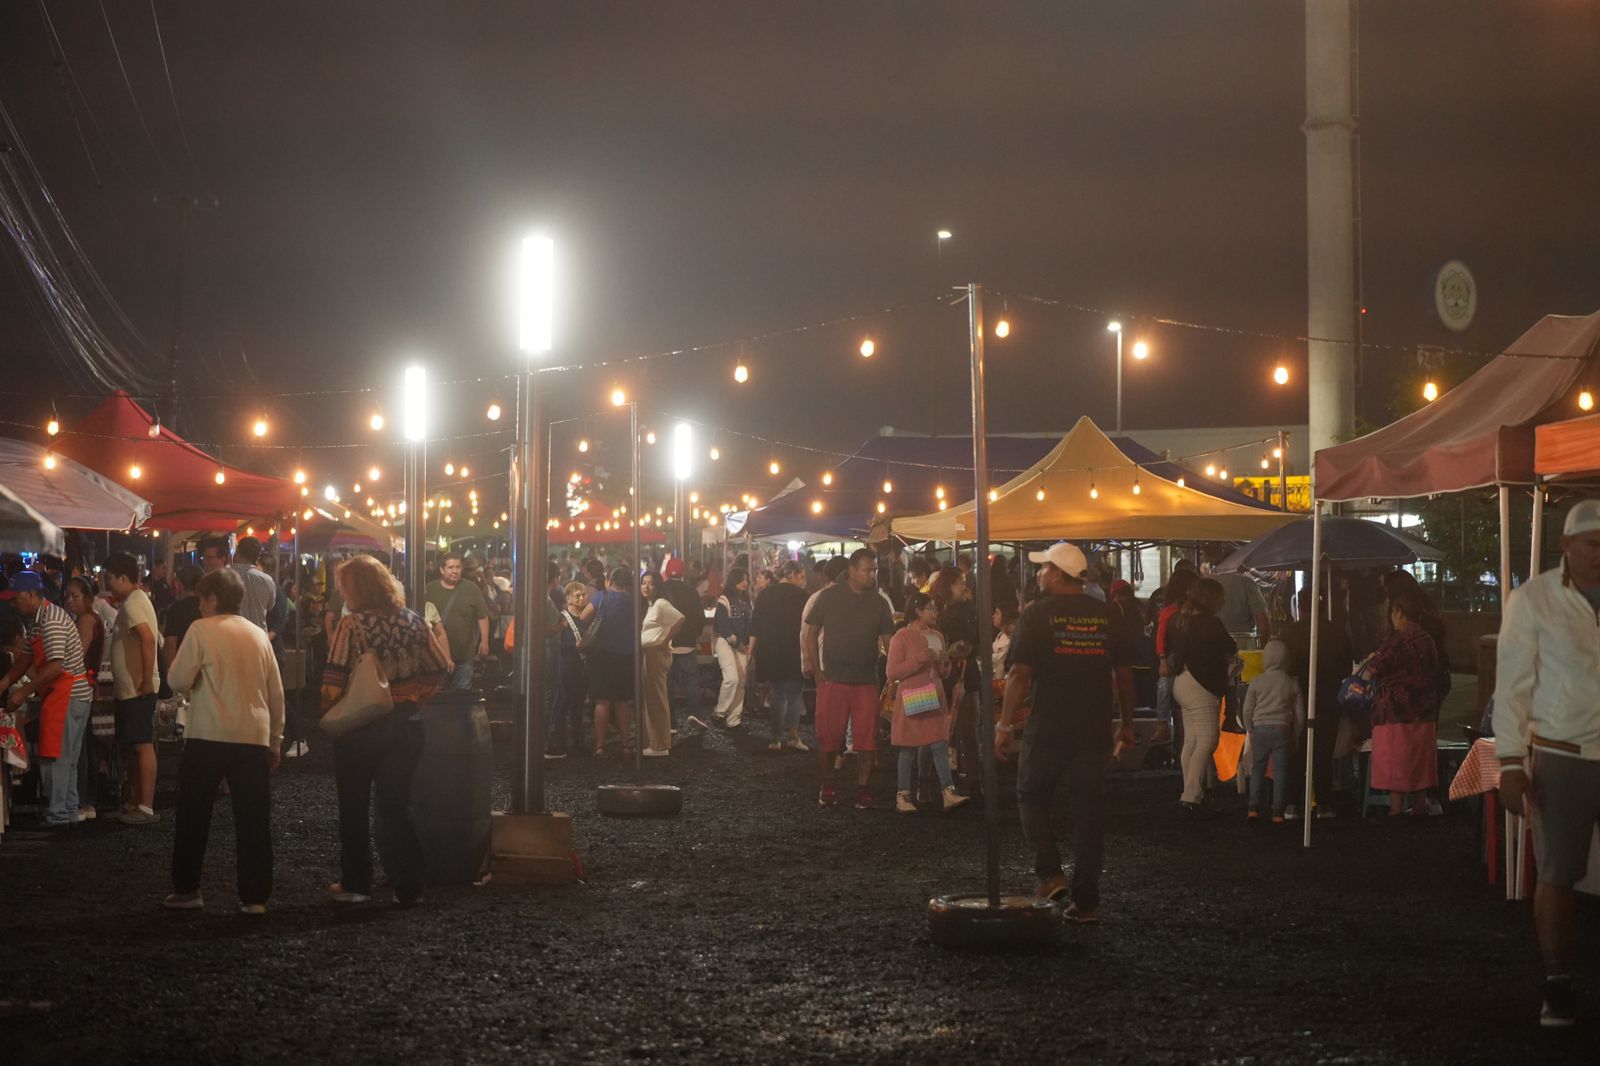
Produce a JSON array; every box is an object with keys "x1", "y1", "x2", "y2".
[
  {"x1": 595, "y1": 783, "x2": 683, "y2": 817},
  {"x1": 927, "y1": 894, "x2": 1058, "y2": 950}
]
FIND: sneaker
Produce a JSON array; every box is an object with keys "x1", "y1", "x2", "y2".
[
  {"x1": 283, "y1": 741, "x2": 306, "y2": 759},
  {"x1": 941, "y1": 786, "x2": 970, "y2": 812},
  {"x1": 239, "y1": 903, "x2": 268, "y2": 915},
  {"x1": 817, "y1": 784, "x2": 839, "y2": 807},
  {"x1": 163, "y1": 892, "x2": 204, "y2": 910},
  {"x1": 1315, "y1": 806, "x2": 1338, "y2": 820},
  {"x1": 1063, "y1": 902, "x2": 1100, "y2": 925},
  {"x1": 1283, "y1": 805, "x2": 1301, "y2": 821},
  {"x1": 1179, "y1": 801, "x2": 1202, "y2": 814},
  {"x1": 117, "y1": 807, "x2": 160, "y2": 826},
  {"x1": 1272, "y1": 814, "x2": 1287, "y2": 825},
  {"x1": 854, "y1": 787, "x2": 874, "y2": 810},
  {"x1": 544, "y1": 750, "x2": 568, "y2": 760},
  {"x1": 1247, "y1": 809, "x2": 1260, "y2": 822},
  {"x1": 77, "y1": 806, "x2": 97, "y2": 821},
  {"x1": 686, "y1": 716, "x2": 712, "y2": 732},
  {"x1": 1036, "y1": 874, "x2": 1069, "y2": 902},
  {"x1": 642, "y1": 748, "x2": 670, "y2": 757},
  {"x1": 784, "y1": 736, "x2": 810, "y2": 753},
  {"x1": 767, "y1": 741, "x2": 785, "y2": 752},
  {"x1": 895, "y1": 790, "x2": 917, "y2": 814},
  {"x1": 1541, "y1": 978, "x2": 1576, "y2": 1028},
  {"x1": 329, "y1": 883, "x2": 373, "y2": 904}
]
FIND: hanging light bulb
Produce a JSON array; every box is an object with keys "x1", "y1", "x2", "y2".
[
  {"x1": 214, "y1": 468, "x2": 226, "y2": 485},
  {"x1": 148, "y1": 420, "x2": 162, "y2": 439},
  {"x1": 883, "y1": 479, "x2": 893, "y2": 494},
  {"x1": 129, "y1": 463, "x2": 142, "y2": 480},
  {"x1": 1580, "y1": 390, "x2": 1595, "y2": 412},
  {"x1": 645, "y1": 431, "x2": 657, "y2": 445},
  {"x1": 1272, "y1": 447, "x2": 1283, "y2": 460},
  {"x1": 444, "y1": 462, "x2": 455, "y2": 476},
  {"x1": 994, "y1": 318, "x2": 1011, "y2": 339},
  {"x1": 1132, "y1": 477, "x2": 1142, "y2": 496},
  {"x1": 610, "y1": 387, "x2": 627, "y2": 408},
  {"x1": 46, "y1": 417, "x2": 60, "y2": 437},
  {"x1": 1176, "y1": 475, "x2": 1186, "y2": 488},
  {"x1": 938, "y1": 500, "x2": 949, "y2": 511},
  {"x1": 876, "y1": 500, "x2": 887, "y2": 514},
  {"x1": 1036, "y1": 487, "x2": 1046, "y2": 502},
  {"x1": 368, "y1": 465, "x2": 381, "y2": 482},
  {"x1": 43, "y1": 450, "x2": 58, "y2": 470},
  {"x1": 458, "y1": 465, "x2": 469, "y2": 477},
  {"x1": 709, "y1": 446, "x2": 721, "y2": 461},
  {"x1": 1204, "y1": 462, "x2": 1217, "y2": 478},
  {"x1": 1273, "y1": 365, "x2": 1290, "y2": 386},
  {"x1": 1088, "y1": 482, "x2": 1099, "y2": 500},
  {"x1": 486, "y1": 402, "x2": 502, "y2": 421},
  {"x1": 353, "y1": 483, "x2": 362, "y2": 494},
  {"x1": 253, "y1": 416, "x2": 269, "y2": 438},
  {"x1": 369, "y1": 412, "x2": 385, "y2": 431},
  {"x1": 578, "y1": 439, "x2": 590, "y2": 453},
  {"x1": 734, "y1": 362, "x2": 749, "y2": 384},
  {"x1": 821, "y1": 470, "x2": 833, "y2": 486},
  {"x1": 768, "y1": 460, "x2": 781, "y2": 476},
  {"x1": 810, "y1": 500, "x2": 823, "y2": 515},
  {"x1": 324, "y1": 485, "x2": 339, "y2": 502},
  {"x1": 1260, "y1": 455, "x2": 1271, "y2": 470},
  {"x1": 689, "y1": 491, "x2": 700, "y2": 504},
  {"x1": 1219, "y1": 466, "x2": 1229, "y2": 481},
  {"x1": 1422, "y1": 380, "x2": 1439, "y2": 402},
  {"x1": 988, "y1": 489, "x2": 999, "y2": 502},
  {"x1": 293, "y1": 469, "x2": 307, "y2": 485},
  {"x1": 859, "y1": 338, "x2": 875, "y2": 358}
]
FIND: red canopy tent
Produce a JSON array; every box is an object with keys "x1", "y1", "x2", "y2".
[{"x1": 55, "y1": 391, "x2": 301, "y2": 530}]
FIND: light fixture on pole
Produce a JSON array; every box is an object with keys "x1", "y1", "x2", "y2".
[
  {"x1": 928, "y1": 282, "x2": 1055, "y2": 949},
  {"x1": 402, "y1": 364, "x2": 427, "y2": 607},
  {"x1": 1107, "y1": 320, "x2": 1125, "y2": 432},
  {"x1": 672, "y1": 422, "x2": 693, "y2": 564}
]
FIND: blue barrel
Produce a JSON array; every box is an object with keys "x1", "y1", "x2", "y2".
[{"x1": 412, "y1": 690, "x2": 494, "y2": 884}]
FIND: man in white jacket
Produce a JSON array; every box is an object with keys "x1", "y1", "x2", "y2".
[{"x1": 1494, "y1": 499, "x2": 1600, "y2": 1028}]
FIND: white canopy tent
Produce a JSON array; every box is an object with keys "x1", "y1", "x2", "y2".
[
  {"x1": 0, "y1": 437, "x2": 151, "y2": 531},
  {"x1": 0, "y1": 484, "x2": 66, "y2": 554}
]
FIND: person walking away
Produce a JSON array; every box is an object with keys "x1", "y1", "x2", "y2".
[
  {"x1": 106, "y1": 553, "x2": 163, "y2": 825},
  {"x1": 639, "y1": 571, "x2": 683, "y2": 756},
  {"x1": 1241, "y1": 640, "x2": 1304, "y2": 823},
  {"x1": 550, "y1": 582, "x2": 592, "y2": 757},
  {"x1": 1494, "y1": 499, "x2": 1600, "y2": 1027},
  {"x1": 749, "y1": 560, "x2": 811, "y2": 752},
  {"x1": 889, "y1": 592, "x2": 968, "y2": 813},
  {"x1": 662, "y1": 570, "x2": 707, "y2": 731},
  {"x1": 1170, "y1": 578, "x2": 1236, "y2": 812},
  {"x1": 1207, "y1": 544, "x2": 1270, "y2": 650},
  {"x1": 805, "y1": 548, "x2": 895, "y2": 808},
  {"x1": 1153, "y1": 569, "x2": 1199, "y2": 747},
  {"x1": 426, "y1": 552, "x2": 489, "y2": 690},
  {"x1": 932, "y1": 566, "x2": 982, "y2": 797},
  {"x1": 711, "y1": 567, "x2": 753, "y2": 730},
  {"x1": 321, "y1": 555, "x2": 448, "y2": 905},
  {"x1": 211, "y1": 536, "x2": 277, "y2": 632},
  {"x1": 996, "y1": 542, "x2": 1135, "y2": 920},
  {"x1": 588, "y1": 568, "x2": 638, "y2": 756},
  {"x1": 1, "y1": 572, "x2": 93, "y2": 828},
  {"x1": 64, "y1": 576, "x2": 107, "y2": 821},
  {"x1": 162, "y1": 569, "x2": 284, "y2": 913},
  {"x1": 1283, "y1": 586, "x2": 1353, "y2": 818},
  {"x1": 1363, "y1": 588, "x2": 1439, "y2": 818},
  {"x1": 148, "y1": 560, "x2": 176, "y2": 616}
]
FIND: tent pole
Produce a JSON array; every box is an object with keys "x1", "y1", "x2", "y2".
[
  {"x1": 1529, "y1": 481, "x2": 1545, "y2": 578},
  {"x1": 1496, "y1": 482, "x2": 1519, "y2": 899},
  {"x1": 1303, "y1": 499, "x2": 1323, "y2": 848}
]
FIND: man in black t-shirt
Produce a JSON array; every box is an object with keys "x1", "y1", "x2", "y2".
[{"x1": 997, "y1": 542, "x2": 1135, "y2": 921}]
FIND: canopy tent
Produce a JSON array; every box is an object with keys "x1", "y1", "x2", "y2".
[
  {"x1": 0, "y1": 438, "x2": 151, "y2": 531},
  {"x1": 54, "y1": 391, "x2": 301, "y2": 529},
  {"x1": 1314, "y1": 310, "x2": 1600, "y2": 502},
  {"x1": 548, "y1": 524, "x2": 667, "y2": 546},
  {"x1": 250, "y1": 506, "x2": 404, "y2": 555},
  {"x1": 1534, "y1": 411, "x2": 1600, "y2": 481},
  {"x1": 888, "y1": 416, "x2": 1297, "y2": 543},
  {"x1": 1213, "y1": 517, "x2": 1444, "y2": 574},
  {"x1": 726, "y1": 431, "x2": 1273, "y2": 541},
  {"x1": 0, "y1": 484, "x2": 66, "y2": 555}
]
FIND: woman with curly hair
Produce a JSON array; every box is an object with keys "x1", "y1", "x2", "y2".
[{"x1": 320, "y1": 555, "x2": 448, "y2": 905}]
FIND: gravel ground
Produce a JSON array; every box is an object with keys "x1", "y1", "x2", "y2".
[{"x1": 5, "y1": 722, "x2": 1598, "y2": 1065}]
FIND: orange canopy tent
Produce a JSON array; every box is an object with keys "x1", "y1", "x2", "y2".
[
  {"x1": 1535, "y1": 412, "x2": 1600, "y2": 481},
  {"x1": 55, "y1": 391, "x2": 301, "y2": 530}
]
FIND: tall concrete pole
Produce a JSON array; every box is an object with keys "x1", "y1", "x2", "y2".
[{"x1": 1305, "y1": 0, "x2": 1357, "y2": 458}]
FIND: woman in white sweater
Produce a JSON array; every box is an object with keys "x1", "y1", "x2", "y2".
[{"x1": 162, "y1": 568, "x2": 285, "y2": 914}]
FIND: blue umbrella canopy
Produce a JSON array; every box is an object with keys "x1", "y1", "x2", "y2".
[{"x1": 1213, "y1": 517, "x2": 1445, "y2": 573}]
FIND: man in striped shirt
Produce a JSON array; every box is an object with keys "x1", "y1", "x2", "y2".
[{"x1": 2, "y1": 571, "x2": 92, "y2": 827}]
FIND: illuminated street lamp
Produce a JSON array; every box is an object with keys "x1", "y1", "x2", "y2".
[
  {"x1": 673, "y1": 422, "x2": 693, "y2": 562},
  {"x1": 402, "y1": 365, "x2": 427, "y2": 606}
]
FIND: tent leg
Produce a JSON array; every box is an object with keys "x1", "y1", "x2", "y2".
[
  {"x1": 1303, "y1": 500, "x2": 1323, "y2": 849},
  {"x1": 1529, "y1": 481, "x2": 1545, "y2": 578},
  {"x1": 1498, "y1": 485, "x2": 1513, "y2": 608}
]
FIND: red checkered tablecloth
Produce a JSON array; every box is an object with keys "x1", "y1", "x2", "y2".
[{"x1": 1448, "y1": 738, "x2": 1502, "y2": 800}]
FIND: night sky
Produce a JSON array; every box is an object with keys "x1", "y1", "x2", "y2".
[{"x1": 2, "y1": 1, "x2": 1598, "y2": 516}]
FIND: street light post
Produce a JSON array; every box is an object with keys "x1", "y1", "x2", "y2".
[
  {"x1": 515, "y1": 235, "x2": 554, "y2": 816},
  {"x1": 402, "y1": 365, "x2": 427, "y2": 608},
  {"x1": 1108, "y1": 320, "x2": 1124, "y2": 433},
  {"x1": 672, "y1": 423, "x2": 693, "y2": 565}
]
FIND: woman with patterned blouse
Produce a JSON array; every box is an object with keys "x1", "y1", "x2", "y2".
[
  {"x1": 1365, "y1": 587, "x2": 1440, "y2": 818},
  {"x1": 320, "y1": 555, "x2": 449, "y2": 905}
]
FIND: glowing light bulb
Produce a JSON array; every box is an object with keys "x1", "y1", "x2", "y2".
[
  {"x1": 324, "y1": 485, "x2": 338, "y2": 502},
  {"x1": 876, "y1": 501, "x2": 887, "y2": 514},
  {"x1": 578, "y1": 439, "x2": 589, "y2": 453},
  {"x1": 459, "y1": 466, "x2": 468, "y2": 477},
  {"x1": 148, "y1": 422, "x2": 162, "y2": 439},
  {"x1": 46, "y1": 418, "x2": 60, "y2": 436},
  {"x1": 369, "y1": 413, "x2": 384, "y2": 431},
  {"x1": 935, "y1": 485, "x2": 945, "y2": 499},
  {"x1": 1176, "y1": 476, "x2": 1186, "y2": 488},
  {"x1": 883, "y1": 479, "x2": 893, "y2": 494},
  {"x1": 988, "y1": 490, "x2": 998, "y2": 502},
  {"x1": 569, "y1": 472, "x2": 580, "y2": 483},
  {"x1": 938, "y1": 500, "x2": 948, "y2": 511},
  {"x1": 1131, "y1": 341, "x2": 1150, "y2": 360},
  {"x1": 689, "y1": 491, "x2": 700, "y2": 504},
  {"x1": 859, "y1": 338, "x2": 875, "y2": 358},
  {"x1": 1219, "y1": 467, "x2": 1229, "y2": 481},
  {"x1": 486, "y1": 403, "x2": 502, "y2": 421},
  {"x1": 293, "y1": 469, "x2": 307, "y2": 485},
  {"x1": 811, "y1": 500, "x2": 823, "y2": 514},
  {"x1": 1205, "y1": 463, "x2": 1218, "y2": 478},
  {"x1": 709, "y1": 447, "x2": 720, "y2": 461},
  {"x1": 1272, "y1": 447, "x2": 1283, "y2": 460},
  {"x1": 1582, "y1": 390, "x2": 1596, "y2": 412},
  {"x1": 1133, "y1": 479, "x2": 1142, "y2": 496},
  {"x1": 610, "y1": 388, "x2": 627, "y2": 407},
  {"x1": 43, "y1": 451, "x2": 57, "y2": 470},
  {"x1": 253, "y1": 418, "x2": 269, "y2": 438},
  {"x1": 352, "y1": 484, "x2": 361, "y2": 494},
  {"x1": 214, "y1": 468, "x2": 226, "y2": 485},
  {"x1": 129, "y1": 463, "x2": 142, "y2": 480},
  {"x1": 768, "y1": 461, "x2": 780, "y2": 476},
  {"x1": 734, "y1": 363, "x2": 749, "y2": 384},
  {"x1": 1261, "y1": 456, "x2": 1271, "y2": 470},
  {"x1": 1423, "y1": 380, "x2": 1439, "y2": 402},
  {"x1": 821, "y1": 471, "x2": 833, "y2": 486},
  {"x1": 1273, "y1": 365, "x2": 1289, "y2": 386},
  {"x1": 444, "y1": 462, "x2": 455, "y2": 476},
  {"x1": 368, "y1": 466, "x2": 381, "y2": 482},
  {"x1": 994, "y1": 319, "x2": 1011, "y2": 339},
  {"x1": 646, "y1": 431, "x2": 657, "y2": 445},
  {"x1": 1036, "y1": 487, "x2": 1046, "y2": 502}
]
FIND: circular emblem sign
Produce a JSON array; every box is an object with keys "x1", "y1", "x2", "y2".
[{"x1": 1435, "y1": 260, "x2": 1476, "y2": 332}]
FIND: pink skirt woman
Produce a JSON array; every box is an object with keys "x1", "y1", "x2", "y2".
[{"x1": 1370, "y1": 721, "x2": 1438, "y2": 792}]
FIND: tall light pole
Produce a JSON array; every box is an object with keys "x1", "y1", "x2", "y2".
[
  {"x1": 402, "y1": 365, "x2": 427, "y2": 607},
  {"x1": 672, "y1": 422, "x2": 693, "y2": 564},
  {"x1": 514, "y1": 235, "x2": 555, "y2": 814},
  {"x1": 1108, "y1": 320, "x2": 1124, "y2": 432}
]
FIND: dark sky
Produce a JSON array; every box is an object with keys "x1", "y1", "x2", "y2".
[{"x1": 2, "y1": 1, "x2": 1598, "y2": 515}]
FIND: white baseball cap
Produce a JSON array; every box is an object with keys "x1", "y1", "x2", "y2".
[
  {"x1": 1027, "y1": 542, "x2": 1089, "y2": 580},
  {"x1": 1564, "y1": 498, "x2": 1600, "y2": 536}
]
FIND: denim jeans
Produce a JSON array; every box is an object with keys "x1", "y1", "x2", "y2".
[
  {"x1": 1249, "y1": 724, "x2": 1292, "y2": 814},
  {"x1": 447, "y1": 662, "x2": 475, "y2": 690},
  {"x1": 1016, "y1": 736, "x2": 1108, "y2": 909},
  {"x1": 552, "y1": 645, "x2": 587, "y2": 754},
  {"x1": 898, "y1": 740, "x2": 954, "y2": 792},
  {"x1": 41, "y1": 697, "x2": 92, "y2": 824},
  {"x1": 333, "y1": 709, "x2": 426, "y2": 901},
  {"x1": 768, "y1": 678, "x2": 806, "y2": 739},
  {"x1": 669, "y1": 651, "x2": 702, "y2": 724}
]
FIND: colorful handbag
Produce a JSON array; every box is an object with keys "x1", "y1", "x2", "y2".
[
  {"x1": 900, "y1": 678, "x2": 943, "y2": 717},
  {"x1": 1337, "y1": 673, "x2": 1376, "y2": 711}
]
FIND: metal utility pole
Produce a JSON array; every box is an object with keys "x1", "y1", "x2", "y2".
[
  {"x1": 966, "y1": 282, "x2": 1000, "y2": 908},
  {"x1": 1305, "y1": 0, "x2": 1358, "y2": 458},
  {"x1": 1277, "y1": 430, "x2": 1290, "y2": 511}
]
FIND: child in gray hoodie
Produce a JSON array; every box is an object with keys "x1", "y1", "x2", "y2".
[{"x1": 1242, "y1": 640, "x2": 1306, "y2": 822}]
